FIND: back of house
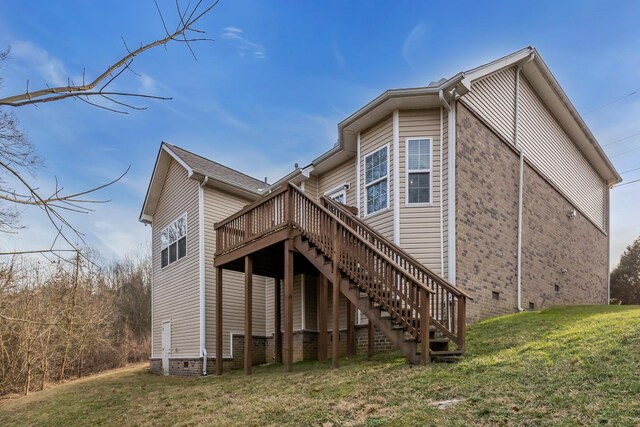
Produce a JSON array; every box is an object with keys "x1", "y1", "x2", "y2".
[{"x1": 140, "y1": 46, "x2": 620, "y2": 375}]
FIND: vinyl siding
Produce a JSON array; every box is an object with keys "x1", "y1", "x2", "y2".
[
  {"x1": 398, "y1": 109, "x2": 445, "y2": 274},
  {"x1": 359, "y1": 115, "x2": 394, "y2": 240},
  {"x1": 317, "y1": 159, "x2": 357, "y2": 206},
  {"x1": 302, "y1": 174, "x2": 319, "y2": 201},
  {"x1": 203, "y1": 186, "x2": 268, "y2": 358},
  {"x1": 518, "y1": 77, "x2": 606, "y2": 229},
  {"x1": 265, "y1": 275, "x2": 305, "y2": 334},
  {"x1": 151, "y1": 159, "x2": 200, "y2": 358},
  {"x1": 461, "y1": 66, "x2": 606, "y2": 229}
]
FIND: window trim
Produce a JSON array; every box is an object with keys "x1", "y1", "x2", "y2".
[
  {"x1": 363, "y1": 144, "x2": 390, "y2": 217},
  {"x1": 160, "y1": 212, "x2": 188, "y2": 269},
  {"x1": 405, "y1": 137, "x2": 433, "y2": 206},
  {"x1": 324, "y1": 183, "x2": 349, "y2": 205}
]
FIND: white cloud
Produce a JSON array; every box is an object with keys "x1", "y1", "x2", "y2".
[
  {"x1": 10, "y1": 40, "x2": 69, "y2": 86},
  {"x1": 402, "y1": 23, "x2": 428, "y2": 70},
  {"x1": 221, "y1": 26, "x2": 266, "y2": 59},
  {"x1": 138, "y1": 73, "x2": 157, "y2": 93}
]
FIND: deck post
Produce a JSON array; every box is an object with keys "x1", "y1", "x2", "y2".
[
  {"x1": 244, "y1": 256, "x2": 253, "y2": 375},
  {"x1": 457, "y1": 296, "x2": 466, "y2": 352},
  {"x1": 367, "y1": 321, "x2": 374, "y2": 359},
  {"x1": 215, "y1": 267, "x2": 223, "y2": 376},
  {"x1": 420, "y1": 288, "x2": 431, "y2": 365},
  {"x1": 332, "y1": 222, "x2": 340, "y2": 369},
  {"x1": 346, "y1": 300, "x2": 355, "y2": 356},
  {"x1": 274, "y1": 277, "x2": 282, "y2": 364},
  {"x1": 318, "y1": 275, "x2": 328, "y2": 363},
  {"x1": 284, "y1": 239, "x2": 294, "y2": 371}
]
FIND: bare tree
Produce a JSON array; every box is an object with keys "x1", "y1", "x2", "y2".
[{"x1": 0, "y1": 0, "x2": 219, "y2": 257}]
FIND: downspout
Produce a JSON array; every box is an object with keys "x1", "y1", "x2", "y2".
[
  {"x1": 198, "y1": 176, "x2": 209, "y2": 375},
  {"x1": 515, "y1": 53, "x2": 534, "y2": 312}
]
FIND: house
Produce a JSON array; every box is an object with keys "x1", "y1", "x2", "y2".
[{"x1": 139, "y1": 47, "x2": 621, "y2": 376}]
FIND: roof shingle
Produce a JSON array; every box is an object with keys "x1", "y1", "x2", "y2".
[{"x1": 165, "y1": 143, "x2": 269, "y2": 192}]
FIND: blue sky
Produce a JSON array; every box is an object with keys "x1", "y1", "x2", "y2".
[{"x1": 0, "y1": 0, "x2": 639, "y2": 267}]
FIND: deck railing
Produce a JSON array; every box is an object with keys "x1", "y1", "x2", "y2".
[
  {"x1": 215, "y1": 183, "x2": 467, "y2": 351},
  {"x1": 321, "y1": 195, "x2": 469, "y2": 349},
  {"x1": 290, "y1": 185, "x2": 433, "y2": 342},
  {"x1": 215, "y1": 185, "x2": 289, "y2": 257}
]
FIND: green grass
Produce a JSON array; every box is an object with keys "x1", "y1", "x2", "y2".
[{"x1": 1, "y1": 305, "x2": 639, "y2": 426}]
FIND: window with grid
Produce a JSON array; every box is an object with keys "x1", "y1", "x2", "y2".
[
  {"x1": 406, "y1": 138, "x2": 431, "y2": 204},
  {"x1": 160, "y1": 214, "x2": 187, "y2": 268},
  {"x1": 364, "y1": 146, "x2": 388, "y2": 215}
]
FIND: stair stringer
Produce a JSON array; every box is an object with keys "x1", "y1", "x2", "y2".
[{"x1": 293, "y1": 235, "x2": 421, "y2": 364}]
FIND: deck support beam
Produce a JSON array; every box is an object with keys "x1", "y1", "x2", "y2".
[
  {"x1": 318, "y1": 275, "x2": 328, "y2": 363},
  {"x1": 274, "y1": 277, "x2": 282, "y2": 364},
  {"x1": 332, "y1": 222, "x2": 340, "y2": 369},
  {"x1": 368, "y1": 321, "x2": 374, "y2": 359},
  {"x1": 420, "y1": 288, "x2": 431, "y2": 365},
  {"x1": 346, "y1": 300, "x2": 355, "y2": 357},
  {"x1": 215, "y1": 267, "x2": 223, "y2": 376},
  {"x1": 244, "y1": 256, "x2": 253, "y2": 375},
  {"x1": 284, "y1": 239, "x2": 294, "y2": 371}
]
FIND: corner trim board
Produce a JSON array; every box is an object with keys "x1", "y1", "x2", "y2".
[{"x1": 393, "y1": 110, "x2": 400, "y2": 244}]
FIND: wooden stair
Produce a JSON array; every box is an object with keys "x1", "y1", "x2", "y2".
[
  {"x1": 215, "y1": 183, "x2": 469, "y2": 367},
  {"x1": 294, "y1": 234, "x2": 462, "y2": 363}
]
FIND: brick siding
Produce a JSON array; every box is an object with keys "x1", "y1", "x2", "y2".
[{"x1": 456, "y1": 102, "x2": 608, "y2": 323}]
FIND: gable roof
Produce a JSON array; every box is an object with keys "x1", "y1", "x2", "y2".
[
  {"x1": 166, "y1": 144, "x2": 269, "y2": 192},
  {"x1": 335, "y1": 46, "x2": 621, "y2": 185},
  {"x1": 139, "y1": 143, "x2": 268, "y2": 223}
]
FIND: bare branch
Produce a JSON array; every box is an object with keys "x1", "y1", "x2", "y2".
[{"x1": 0, "y1": 1, "x2": 218, "y2": 107}]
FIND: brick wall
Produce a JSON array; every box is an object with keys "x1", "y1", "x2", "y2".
[{"x1": 456, "y1": 102, "x2": 608, "y2": 323}]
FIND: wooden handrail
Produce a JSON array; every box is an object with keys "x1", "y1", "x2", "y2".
[
  {"x1": 290, "y1": 185, "x2": 434, "y2": 296},
  {"x1": 320, "y1": 195, "x2": 473, "y2": 300}
]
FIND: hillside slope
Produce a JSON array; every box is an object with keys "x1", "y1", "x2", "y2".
[{"x1": 1, "y1": 305, "x2": 639, "y2": 426}]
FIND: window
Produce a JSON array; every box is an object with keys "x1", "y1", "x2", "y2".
[
  {"x1": 492, "y1": 291, "x2": 500, "y2": 301},
  {"x1": 406, "y1": 138, "x2": 432, "y2": 205},
  {"x1": 326, "y1": 185, "x2": 347, "y2": 205},
  {"x1": 160, "y1": 214, "x2": 187, "y2": 268},
  {"x1": 364, "y1": 146, "x2": 389, "y2": 215}
]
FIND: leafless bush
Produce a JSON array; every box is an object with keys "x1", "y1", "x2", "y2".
[{"x1": 0, "y1": 249, "x2": 151, "y2": 396}]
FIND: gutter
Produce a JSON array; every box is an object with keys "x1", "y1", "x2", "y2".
[{"x1": 199, "y1": 176, "x2": 209, "y2": 375}]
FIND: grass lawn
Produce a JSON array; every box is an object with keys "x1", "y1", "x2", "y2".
[{"x1": 1, "y1": 305, "x2": 639, "y2": 426}]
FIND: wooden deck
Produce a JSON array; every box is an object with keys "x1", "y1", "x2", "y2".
[{"x1": 213, "y1": 183, "x2": 469, "y2": 375}]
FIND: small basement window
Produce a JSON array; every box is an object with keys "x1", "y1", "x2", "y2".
[
  {"x1": 492, "y1": 291, "x2": 500, "y2": 301},
  {"x1": 529, "y1": 302, "x2": 535, "y2": 310},
  {"x1": 160, "y1": 214, "x2": 187, "y2": 268},
  {"x1": 554, "y1": 284, "x2": 560, "y2": 292}
]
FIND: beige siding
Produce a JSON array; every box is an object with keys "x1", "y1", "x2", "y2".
[
  {"x1": 463, "y1": 67, "x2": 517, "y2": 144},
  {"x1": 518, "y1": 77, "x2": 606, "y2": 228},
  {"x1": 304, "y1": 275, "x2": 318, "y2": 330},
  {"x1": 462, "y1": 66, "x2": 606, "y2": 229},
  {"x1": 151, "y1": 159, "x2": 200, "y2": 358},
  {"x1": 265, "y1": 275, "x2": 306, "y2": 334},
  {"x1": 359, "y1": 115, "x2": 394, "y2": 240},
  {"x1": 302, "y1": 174, "x2": 319, "y2": 201},
  {"x1": 398, "y1": 109, "x2": 444, "y2": 273},
  {"x1": 317, "y1": 159, "x2": 357, "y2": 207},
  {"x1": 203, "y1": 186, "x2": 268, "y2": 358}
]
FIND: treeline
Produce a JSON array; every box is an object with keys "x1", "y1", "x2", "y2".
[{"x1": 0, "y1": 250, "x2": 151, "y2": 396}]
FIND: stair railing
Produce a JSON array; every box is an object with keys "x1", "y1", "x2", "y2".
[
  {"x1": 289, "y1": 185, "x2": 433, "y2": 349},
  {"x1": 320, "y1": 195, "x2": 470, "y2": 350}
]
